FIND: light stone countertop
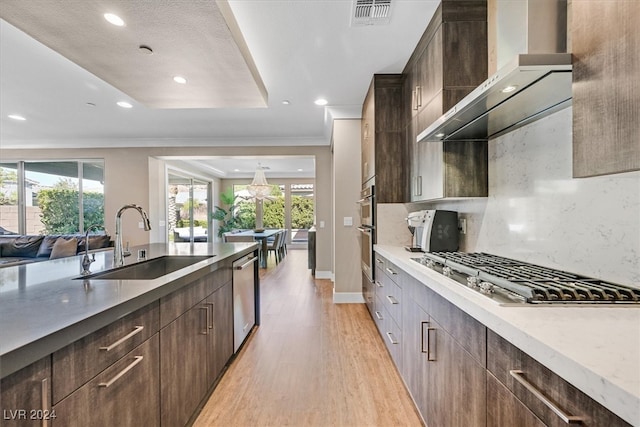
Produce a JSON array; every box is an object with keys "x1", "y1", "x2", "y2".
[
  {"x1": 0, "y1": 242, "x2": 258, "y2": 378},
  {"x1": 375, "y1": 244, "x2": 640, "y2": 427}
]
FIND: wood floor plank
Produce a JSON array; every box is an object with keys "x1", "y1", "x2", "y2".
[{"x1": 193, "y1": 249, "x2": 422, "y2": 426}]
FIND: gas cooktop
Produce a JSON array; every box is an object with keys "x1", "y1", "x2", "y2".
[{"x1": 411, "y1": 252, "x2": 640, "y2": 306}]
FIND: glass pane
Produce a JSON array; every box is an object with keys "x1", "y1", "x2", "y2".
[
  {"x1": 291, "y1": 183, "x2": 314, "y2": 243},
  {"x1": 82, "y1": 161, "x2": 105, "y2": 232},
  {"x1": 25, "y1": 161, "x2": 79, "y2": 234},
  {"x1": 263, "y1": 185, "x2": 284, "y2": 229},
  {"x1": 168, "y1": 173, "x2": 190, "y2": 242},
  {"x1": 0, "y1": 163, "x2": 19, "y2": 234},
  {"x1": 233, "y1": 184, "x2": 255, "y2": 230},
  {"x1": 192, "y1": 179, "x2": 209, "y2": 242}
]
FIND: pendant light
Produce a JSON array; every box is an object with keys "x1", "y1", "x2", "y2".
[{"x1": 247, "y1": 163, "x2": 271, "y2": 199}]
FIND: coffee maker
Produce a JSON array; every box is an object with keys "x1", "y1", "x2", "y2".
[{"x1": 406, "y1": 210, "x2": 459, "y2": 252}]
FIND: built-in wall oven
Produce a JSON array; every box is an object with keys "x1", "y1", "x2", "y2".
[{"x1": 357, "y1": 185, "x2": 375, "y2": 282}]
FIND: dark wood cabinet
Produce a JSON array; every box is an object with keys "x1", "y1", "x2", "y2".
[
  {"x1": 160, "y1": 276, "x2": 234, "y2": 427},
  {"x1": 404, "y1": 1, "x2": 488, "y2": 202},
  {"x1": 160, "y1": 300, "x2": 209, "y2": 427},
  {"x1": 52, "y1": 302, "x2": 159, "y2": 404},
  {"x1": 53, "y1": 335, "x2": 160, "y2": 427},
  {"x1": 401, "y1": 292, "x2": 429, "y2": 423},
  {"x1": 206, "y1": 281, "x2": 233, "y2": 383},
  {"x1": 487, "y1": 330, "x2": 632, "y2": 427},
  {"x1": 572, "y1": 0, "x2": 640, "y2": 177},
  {"x1": 361, "y1": 74, "x2": 406, "y2": 203},
  {"x1": 0, "y1": 357, "x2": 51, "y2": 427},
  {"x1": 487, "y1": 372, "x2": 545, "y2": 427},
  {"x1": 426, "y1": 317, "x2": 486, "y2": 427}
]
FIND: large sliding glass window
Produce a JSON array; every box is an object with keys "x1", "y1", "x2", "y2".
[
  {"x1": 291, "y1": 183, "x2": 314, "y2": 243},
  {"x1": 168, "y1": 172, "x2": 210, "y2": 243},
  {"x1": 0, "y1": 160, "x2": 104, "y2": 235}
]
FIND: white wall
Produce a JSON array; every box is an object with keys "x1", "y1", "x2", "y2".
[
  {"x1": 331, "y1": 119, "x2": 363, "y2": 302},
  {"x1": 406, "y1": 108, "x2": 640, "y2": 286}
]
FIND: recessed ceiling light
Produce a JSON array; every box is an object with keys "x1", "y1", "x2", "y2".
[
  {"x1": 173, "y1": 76, "x2": 187, "y2": 84},
  {"x1": 233, "y1": 169, "x2": 240, "y2": 172},
  {"x1": 314, "y1": 98, "x2": 328, "y2": 106},
  {"x1": 117, "y1": 101, "x2": 133, "y2": 109},
  {"x1": 282, "y1": 100, "x2": 291, "y2": 105},
  {"x1": 8, "y1": 114, "x2": 26, "y2": 121},
  {"x1": 104, "y1": 13, "x2": 125, "y2": 27},
  {"x1": 501, "y1": 85, "x2": 518, "y2": 93},
  {"x1": 297, "y1": 169, "x2": 303, "y2": 172}
]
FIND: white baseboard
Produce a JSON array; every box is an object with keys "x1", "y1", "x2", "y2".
[
  {"x1": 333, "y1": 291, "x2": 365, "y2": 304},
  {"x1": 315, "y1": 271, "x2": 334, "y2": 280}
]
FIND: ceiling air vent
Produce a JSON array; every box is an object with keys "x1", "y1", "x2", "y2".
[{"x1": 351, "y1": 0, "x2": 392, "y2": 26}]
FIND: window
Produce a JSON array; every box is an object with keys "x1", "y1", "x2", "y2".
[
  {"x1": 168, "y1": 172, "x2": 211, "y2": 243},
  {"x1": 0, "y1": 160, "x2": 104, "y2": 235}
]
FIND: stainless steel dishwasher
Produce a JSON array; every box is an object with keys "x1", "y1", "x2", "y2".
[{"x1": 233, "y1": 253, "x2": 258, "y2": 352}]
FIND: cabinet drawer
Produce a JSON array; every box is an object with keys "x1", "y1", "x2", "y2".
[
  {"x1": 52, "y1": 302, "x2": 159, "y2": 403},
  {"x1": 379, "y1": 274, "x2": 402, "y2": 326},
  {"x1": 380, "y1": 305, "x2": 402, "y2": 371},
  {"x1": 53, "y1": 334, "x2": 160, "y2": 427},
  {"x1": 372, "y1": 293, "x2": 386, "y2": 335},
  {"x1": 487, "y1": 330, "x2": 631, "y2": 427},
  {"x1": 487, "y1": 372, "x2": 544, "y2": 427}
]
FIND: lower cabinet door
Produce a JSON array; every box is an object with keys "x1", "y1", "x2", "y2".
[
  {"x1": 401, "y1": 297, "x2": 429, "y2": 422},
  {"x1": 52, "y1": 334, "x2": 160, "y2": 427},
  {"x1": 0, "y1": 357, "x2": 51, "y2": 427},
  {"x1": 487, "y1": 373, "x2": 545, "y2": 427},
  {"x1": 207, "y1": 281, "x2": 234, "y2": 383},
  {"x1": 427, "y1": 318, "x2": 486, "y2": 427},
  {"x1": 160, "y1": 304, "x2": 209, "y2": 427}
]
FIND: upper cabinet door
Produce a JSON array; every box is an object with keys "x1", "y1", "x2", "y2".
[{"x1": 572, "y1": 0, "x2": 640, "y2": 177}]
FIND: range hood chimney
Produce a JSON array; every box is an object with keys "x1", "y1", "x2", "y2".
[{"x1": 418, "y1": 0, "x2": 571, "y2": 143}]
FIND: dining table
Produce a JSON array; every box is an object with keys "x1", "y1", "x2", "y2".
[{"x1": 232, "y1": 229, "x2": 282, "y2": 268}]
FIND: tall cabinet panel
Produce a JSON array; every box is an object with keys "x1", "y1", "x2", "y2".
[
  {"x1": 360, "y1": 74, "x2": 406, "y2": 203},
  {"x1": 404, "y1": 0, "x2": 489, "y2": 202}
]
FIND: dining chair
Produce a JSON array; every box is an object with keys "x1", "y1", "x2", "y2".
[{"x1": 266, "y1": 231, "x2": 283, "y2": 264}]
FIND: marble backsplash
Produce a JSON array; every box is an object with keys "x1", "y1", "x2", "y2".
[{"x1": 401, "y1": 107, "x2": 640, "y2": 286}]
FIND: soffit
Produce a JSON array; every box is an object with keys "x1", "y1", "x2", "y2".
[{"x1": 0, "y1": 0, "x2": 267, "y2": 109}]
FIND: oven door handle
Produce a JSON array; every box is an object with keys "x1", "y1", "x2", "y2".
[
  {"x1": 356, "y1": 196, "x2": 373, "y2": 204},
  {"x1": 357, "y1": 227, "x2": 372, "y2": 233}
]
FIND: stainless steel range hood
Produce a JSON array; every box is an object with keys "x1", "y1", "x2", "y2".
[{"x1": 418, "y1": 0, "x2": 571, "y2": 143}]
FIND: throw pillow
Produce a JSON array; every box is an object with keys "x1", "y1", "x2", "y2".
[{"x1": 50, "y1": 237, "x2": 78, "y2": 260}]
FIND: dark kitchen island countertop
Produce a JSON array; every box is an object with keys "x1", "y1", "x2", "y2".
[{"x1": 0, "y1": 241, "x2": 258, "y2": 378}]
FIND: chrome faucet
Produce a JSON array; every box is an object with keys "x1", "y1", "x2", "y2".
[
  {"x1": 114, "y1": 204, "x2": 152, "y2": 267},
  {"x1": 81, "y1": 224, "x2": 103, "y2": 275}
]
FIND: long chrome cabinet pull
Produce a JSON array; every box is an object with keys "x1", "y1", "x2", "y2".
[
  {"x1": 235, "y1": 256, "x2": 258, "y2": 270},
  {"x1": 98, "y1": 356, "x2": 144, "y2": 388},
  {"x1": 386, "y1": 332, "x2": 398, "y2": 345},
  {"x1": 509, "y1": 370, "x2": 584, "y2": 424},
  {"x1": 386, "y1": 295, "x2": 399, "y2": 305},
  {"x1": 205, "y1": 302, "x2": 215, "y2": 329},
  {"x1": 200, "y1": 307, "x2": 209, "y2": 335},
  {"x1": 99, "y1": 326, "x2": 144, "y2": 351},
  {"x1": 420, "y1": 321, "x2": 429, "y2": 354},
  {"x1": 41, "y1": 378, "x2": 49, "y2": 427},
  {"x1": 385, "y1": 267, "x2": 397, "y2": 275},
  {"x1": 427, "y1": 326, "x2": 436, "y2": 361}
]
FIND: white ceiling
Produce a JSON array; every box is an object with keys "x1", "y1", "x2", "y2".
[{"x1": 0, "y1": 0, "x2": 439, "y2": 177}]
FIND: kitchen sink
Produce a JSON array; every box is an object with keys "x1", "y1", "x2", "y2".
[{"x1": 76, "y1": 255, "x2": 215, "y2": 280}]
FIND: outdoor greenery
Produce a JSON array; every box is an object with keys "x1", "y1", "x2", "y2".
[
  {"x1": 37, "y1": 179, "x2": 104, "y2": 234},
  {"x1": 0, "y1": 168, "x2": 18, "y2": 205},
  {"x1": 213, "y1": 185, "x2": 314, "y2": 233}
]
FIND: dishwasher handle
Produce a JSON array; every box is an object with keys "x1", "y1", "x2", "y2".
[{"x1": 234, "y1": 256, "x2": 258, "y2": 270}]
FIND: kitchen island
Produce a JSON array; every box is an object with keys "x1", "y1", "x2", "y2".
[
  {"x1": 0, "y1": 241, "x2": 258, "y2": 427},
  {"x1": 374, "y1": 244, "x2": 640, "y2": 427}
]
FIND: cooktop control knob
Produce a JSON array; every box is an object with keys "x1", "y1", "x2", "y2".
[
  {"x1": 442, "y1": 266, "x2": 452, "y2": 277},
  {"x1": 466, "y1": 276, "x2": 480, "y2": 288},
  {"x1": 479, "y1": 282, "x2": 495, "y2": 294},
  {"x1": 425, "y1": 259, "x2": 436, "y2": 269}
]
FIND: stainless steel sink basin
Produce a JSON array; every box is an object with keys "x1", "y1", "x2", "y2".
[{"x1": 77, "y1": 255, "x2": 215, "y2": 280}]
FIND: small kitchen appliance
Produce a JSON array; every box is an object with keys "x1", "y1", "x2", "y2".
[{"x1": 409, "y1": 210, "x2": 459, "y2": 252}]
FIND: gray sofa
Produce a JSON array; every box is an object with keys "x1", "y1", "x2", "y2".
[{"x1": 0, "y1": 233, "x2": 112, "y2": 267}]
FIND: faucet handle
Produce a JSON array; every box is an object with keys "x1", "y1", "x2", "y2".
[{"x1": 123, "y1": 241, "x2": 131, "y2": 257}]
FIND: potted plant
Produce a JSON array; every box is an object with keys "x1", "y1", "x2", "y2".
[{"x1": 211, "y1": 188, "x2": 240, "y2": 237}]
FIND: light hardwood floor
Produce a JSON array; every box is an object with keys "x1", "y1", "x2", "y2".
[{"x1": 193, "y1": 248, "x2": 422, "y2": 427}]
